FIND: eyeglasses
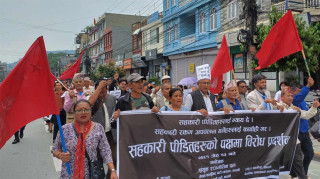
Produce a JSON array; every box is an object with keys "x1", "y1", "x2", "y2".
[{"x1": 75, "y1": 109, "x2": 92, "y2": 113}]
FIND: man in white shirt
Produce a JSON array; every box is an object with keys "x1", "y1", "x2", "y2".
[{"x1": 83, "y1": 77, "x2": 95, "y2": 96}]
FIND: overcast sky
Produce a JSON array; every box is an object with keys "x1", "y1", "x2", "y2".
[{"x1": 0, "y1": 0, "x2": 163, "y2": 63}]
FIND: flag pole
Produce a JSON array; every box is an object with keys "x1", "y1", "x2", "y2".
[
  {"x1": 56, "y1": 79, "x2": 70, "y2": 91},
  {"x1": 56, "y1": 115, "x2": 71, "y2": 174},
  {"x1": 231, "y1": 69, "x2": 240, "y2": 97},
  {"x1": 301, "y1": 50, "x2": 311, "y2": 77}
]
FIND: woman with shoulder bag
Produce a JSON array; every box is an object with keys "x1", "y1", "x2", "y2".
[{"x1": 52, "y1": 99, "x2": 117, "y2": 179}]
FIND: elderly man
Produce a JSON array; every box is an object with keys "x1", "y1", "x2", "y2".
[
  {"x1": 247, "y1": 74, "x2": 283, "y2": 111},
  {"x1": 152, "y1": 75, "x2": 171, "y2": 97},
  {"x1": 237, "y1": 80, "x2": 248, "y2": 110},
  {"x1": 83, "y1": 77, "x2": 94, "y2": 96},
  {"x1": 88, "y1": 79, "x2": 117, "y2": 178},
  {"x1": 277, "y1": 88, "x2": 320, "y2": 179},
  {"x1": 153, "y1": 82, "x2": 172, "y2": 109},
  {"x1": 64, "y1": 73, "x2": 87, "y2": 123},
  {"x1": 217, "y1": 82, "x2": 242, "y2": 110},
  {"x1": 291, "y1": 77, "x2": 315, "y2": 176}
]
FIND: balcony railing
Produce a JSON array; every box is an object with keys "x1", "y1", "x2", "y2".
[
  {"x1": 180, "y1": 34, "x2": 196, "y2": 45},
  {"x1": 179, "y1": 0, "x2": 194, "y2": 7},
  {"x1": 274, "y1": 1, "x2": 286, "y2": 12},
  {"x1": 306, "y1": 0, "x2": 320, "y2": 8}
]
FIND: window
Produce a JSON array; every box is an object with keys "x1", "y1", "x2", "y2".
[
  {"x1": 172, "y1": 0, "x2": 176, "y2": 6},
  {"x1": 150, "y1": 28, "x2": 159, "y2": 44},
  {"x1": 174, "y1": 24, "x2": 178, "y2": 40},
  {"x1": 210, "y1": 8, "x2": 217, "y2": 30},
  {"x1": 228, "y1": 1, "x2": 238, "y2": 20},
  {"x1": 143, "y1": 32, "x2": 148, "y2": 51},
  {"x1": 199, "y1": 12, "x2": 206, "y2": 34},
  {"x1": 166, "y1": 0, "x2": 170, "y2": 9},
  {"x1": 168, "y1": 27, "x2": 172, "y2": 43}
]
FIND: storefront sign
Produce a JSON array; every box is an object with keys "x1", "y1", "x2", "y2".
[
  {"x1": 145, "y1": 49, "x2": 157, "y2": 61},
  {"x1": 189, "y1": 63, "x2": 195, "y2": 73},
  {"x1": 123, "y1": 58, "x2": 132, "y2": 69},
  {"x1": 115, "y1": 60, "x2": 123, "y2": 67}
]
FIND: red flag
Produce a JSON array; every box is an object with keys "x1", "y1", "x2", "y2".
[
  {"x1": 59, "y1": 51, "x2": 83, "y2": 80},
  {"x1": 0, "y1": 37, "x2": 59, "y2": 149},
  {"x1": 210, "y1": 35, "x2": 233, "y2": 94},
  {"x1": 255, "y1": 10, "x2": 303, "y2": 70}
]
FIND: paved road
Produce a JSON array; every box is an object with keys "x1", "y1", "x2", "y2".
[
  {"x1": 0, "y1": 118, "x2": 320, "y2": 179},
  {"x1": 0, "y1": 118, "x2": 60, "y2": 179}
]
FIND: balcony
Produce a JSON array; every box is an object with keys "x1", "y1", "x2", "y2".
[
  {"x1": 274, "y1": 1, "x2": 286, "y2": 12},
  {"x1": 306, "y1": 0, "x2": 320, "y2": 8},
  {"x1": 179, "y1": 0, "x2": 194, "y2": 8},
  {"x1": 181, "y1": 34, "x2": 196, "y2": 45}
]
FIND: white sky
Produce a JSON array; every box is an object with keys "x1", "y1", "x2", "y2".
[{"x1": 0, "y1": 0, "x2": 163, "y2": 63}]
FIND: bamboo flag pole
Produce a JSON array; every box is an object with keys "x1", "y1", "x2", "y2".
[
  {"x1": 231, "y1": 69, "x2": 240, "y2": 97},
  {"x1": 56, "y1": 78, "x2": 70, "y2": 91},
  {"x1": 301, "y1": 50, "x2": 311, "y2": 77}
]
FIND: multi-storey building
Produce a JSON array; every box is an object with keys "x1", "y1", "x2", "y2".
[
  {"x1": 129, "y1": 19, "x2": 148, "y2": 76},
  {"x1": 162, "y1": 0, "x2": 221, "y2": 85},
  {"x1": 141, "y1": 12, "x2": 170, "y2": 78}
]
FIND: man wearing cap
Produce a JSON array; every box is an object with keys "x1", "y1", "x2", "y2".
[
  {"x1": 112, "y1": 73, "x2": 159, "y2": 118},
  {"x1": 83, "y1": 77, "x2": 95, "y2": 96},
  {"x1": 216, "y1": 82, "x2": 243, "y2": 111},
  {"x1": 64, "y1": 73, "x2": 87, "y2": 123}
]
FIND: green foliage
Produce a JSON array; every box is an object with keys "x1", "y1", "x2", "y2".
[
  {"x1": 47, "y1": 52, "x2": 67, "y2": 74},
  {"x1": 148, "y1": 76, "x2": 161, "y2": 85},
  {"x1": 93, "y1": 62, "x2": 125, "y2": 80},
  {"x1": 254, "y1": 6, "x2": 320, "y2": 73}
]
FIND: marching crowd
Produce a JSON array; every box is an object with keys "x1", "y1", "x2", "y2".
[{"x1": 16, "y1": 68, "x2": 320, "y2": 179}]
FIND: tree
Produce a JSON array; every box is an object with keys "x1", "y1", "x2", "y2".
[
  {"x1": 92, "y1": 62, "x2": 125, "y2": 81},
  {"x1": 254, "y1": 6, "x2": 320, "y2": 73},
  {"x1": 47, "y1": 52, "x2": 67, "y2": 75}
]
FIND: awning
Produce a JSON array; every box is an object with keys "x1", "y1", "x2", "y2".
[
  {"x1": 133, "y1": 28, "x2": 141, "y2": 35},
  {"x1": 132, "y1": 59, "x2": 146, "y2": 68}
]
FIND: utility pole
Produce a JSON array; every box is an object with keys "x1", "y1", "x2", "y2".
[{"x1": 238, "y1": 0, "x2": 258, "y2": 87}]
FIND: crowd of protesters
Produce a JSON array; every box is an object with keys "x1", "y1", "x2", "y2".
[{"x1": 23, "y1": 68, "x2": 317, "y2": 179}]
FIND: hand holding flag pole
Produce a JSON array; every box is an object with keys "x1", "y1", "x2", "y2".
[{"x1": 56, "y1": 115, "x2": 71, "y2": 174}]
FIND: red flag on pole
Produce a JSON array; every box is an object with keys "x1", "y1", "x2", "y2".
[
  {"x1": 255, "y1": 10, "x2": 303, "y2": 70},
  {"x1": 59, "y1": 51, "x2": 84, "y2": 80},
  {"x1": 0, "y1": 36, "x2": 59, "y2": 150},
  {"x1": 210, "y1": 35, "x2": 233, "y2": 94}
]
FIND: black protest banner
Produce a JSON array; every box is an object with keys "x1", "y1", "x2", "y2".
[{"x1": 117, "y1": 111, "x2": 300, "y2": 179}]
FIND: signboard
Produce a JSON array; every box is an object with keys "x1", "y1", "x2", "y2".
[
  {"x1": 123, "y1": 58, "x2": 132, "y2": 69},
  {"x1": 109, "y1": 90, "x2": 121, "y2": 99},
  {"x1": 196, "y1": 64, "x2": 211, "y2": 80},
  {"x1": 145, "y1": 49, "x2": 157, "y2": 61},
  {"x1": 189, "y1": 63, "x2": 195, "y2": 73},
  {"x1": 234, "y1": 54, "x2": 244, "y2": 72},
  {"x1": 118, "y1": 111, "x2": 300, "y2": 178},
  {"x1": 147, "y1": 11, "x2": 159, "y2": 24},
  {"x1": 115, "y1": 60, "x2": 123, "y2": 67}
]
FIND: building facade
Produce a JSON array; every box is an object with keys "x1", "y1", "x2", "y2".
[
  {"x1": 162, "y1": 0, "x2": 221, "y2": 85},
  {"x1": 141, "y1": 12, "x2": 170, "y2": 79}
]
